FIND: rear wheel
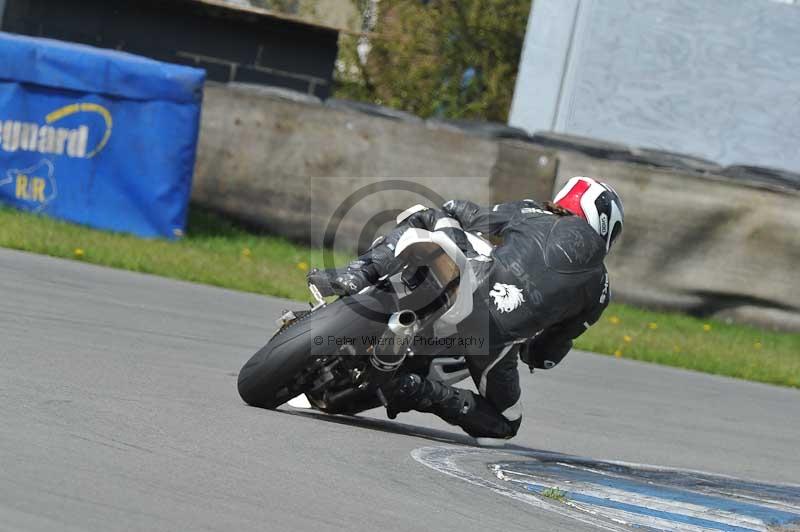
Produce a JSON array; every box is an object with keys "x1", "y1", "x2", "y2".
[{"x1": 237, "y1": 292, "x2": 393, "y2": 409}]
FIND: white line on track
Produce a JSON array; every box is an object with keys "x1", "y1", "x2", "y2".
[{"x1": 411, "y1": 446, "x2": 800, "y2": 532}]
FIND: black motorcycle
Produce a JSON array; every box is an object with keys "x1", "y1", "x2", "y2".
[{"x1": 237, "y1": 223, "x2": 493, "y2": 415}]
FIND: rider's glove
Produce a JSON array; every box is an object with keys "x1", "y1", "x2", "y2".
[
  {"x1": 442, "y1": 199, "x2": 480, "y2": 222},
  {"x1": 519, "y1": 336, "x2": 573, "y2": 372},
  {"x1": 307, "y1": 267, "x2": 373, "y2": 297}
]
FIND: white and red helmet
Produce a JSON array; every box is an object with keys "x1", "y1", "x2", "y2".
[{"x1": 553, "y1": 176, "x2": 624, "y2": 252}]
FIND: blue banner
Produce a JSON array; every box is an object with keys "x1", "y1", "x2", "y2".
[{"x1": 0, "y1": 32, "x2": 205, "y2": 238}]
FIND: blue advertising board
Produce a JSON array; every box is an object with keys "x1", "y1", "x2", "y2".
[{"x1": 0, "y1": 32, "x2": 205, "y2": 238}]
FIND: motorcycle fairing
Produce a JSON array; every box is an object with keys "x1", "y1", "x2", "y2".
[{"x1": 394, "y1": 226, "x2": 479, "y2": 337}]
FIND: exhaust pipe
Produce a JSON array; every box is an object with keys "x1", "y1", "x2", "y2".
[{"x1": 371, "y1": 310, "x2": 417, "y2": 372}]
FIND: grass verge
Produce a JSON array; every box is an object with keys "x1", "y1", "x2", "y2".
[
  {"x1": 576, "y1": 305, "x2": 800, "y2": 388},
  {"x1": 541, "y1": 487, "x2": 569, "y2": 502},
  {"x1": 0, "y1": 206, "x2": 349, "y2": 301},
  {"x1": 1, "y1": 206, "x2": 798, "y2": 388}
]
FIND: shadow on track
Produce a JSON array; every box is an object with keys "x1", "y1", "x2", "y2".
[
  {"x1": 276, "y1": 407, "x2": 475, "y2": 445},
  {"x1": 274, "y1": 406, "x2": 573, "y2": 457}
]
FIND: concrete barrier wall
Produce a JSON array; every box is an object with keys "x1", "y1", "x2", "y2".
[
  {"x1": 555, "y1": 151, "x2": 800, "y2": 331},
  {"x1": 193, "y1": 83, "x2": 800, "y2": 330},
  {"x1": 193, "y1": 83, "x2": 557, "y2": 253}
]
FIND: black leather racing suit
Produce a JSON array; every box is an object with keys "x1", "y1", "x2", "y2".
[{"x1": 359, "y1": 199, "x2": 610, "y2": 439}]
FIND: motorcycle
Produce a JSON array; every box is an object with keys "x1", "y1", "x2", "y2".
[{"x1": 237, "y1": 215, "x2": 495, "y2": 416}]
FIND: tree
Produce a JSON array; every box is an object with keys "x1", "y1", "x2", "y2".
[{"x1": 335, "y1": 0, "x2": 533, "y2": 122}]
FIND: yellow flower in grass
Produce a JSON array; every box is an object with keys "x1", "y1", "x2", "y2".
[
  {"x1": 74, "y1": 248, "x2": 85, "y2": 257},
  {"x1": 703, "y1": 323, "x2": 712, "y2": 332},
  {"x1": 754, "y1": 342, "x2": 762, "y2": 350},
  {"x1": 609, "y1": 316, "x2": 620, "y2": 325},
  {"x1": 648, "y1": 322, "x2": 658, "y2": 330},
  {"x1": 614, "y1": 350, "x2": 623, "y2": 358},
  {"x1": 296, "y1": 262, "x2": 309, "y2": 272},
  {"x1": 241, "y1": 248, "x2": 252, "y2": 258},
  {"x1": 623, "y1": 335, "x2": 632, "y2": 343}
]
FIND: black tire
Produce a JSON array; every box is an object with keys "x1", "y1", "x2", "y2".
[{"x1": 237, "y1": 292, "x2": 394, "y2": 409}]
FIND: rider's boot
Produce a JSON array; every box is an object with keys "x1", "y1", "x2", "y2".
[
  {"x1": 382, "y1": 374, "x2": 520, "y2": 442},
  {"x1": 306, "y1": 260, "x2": 379, "y2": 297}
]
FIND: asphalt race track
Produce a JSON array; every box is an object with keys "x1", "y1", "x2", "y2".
[{"x1": 2, "y1": 248, "x2": 799, "y2": 532}]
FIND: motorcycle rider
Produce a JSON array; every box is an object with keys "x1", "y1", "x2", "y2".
[{"x1": 308, "y1": 176, "x2": 624, "y2": 444}]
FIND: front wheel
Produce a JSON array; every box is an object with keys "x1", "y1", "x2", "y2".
[{"x1": 237, "y1": 292, "x2": 394, "y2": 409}]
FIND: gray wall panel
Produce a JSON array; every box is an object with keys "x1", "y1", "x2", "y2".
[
  {"x1": 511, "y1": 0, "x2": 800, "y2": 172},
  {"x1": 509, "y1": 0, "x2": 579, "y2": 132}
]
